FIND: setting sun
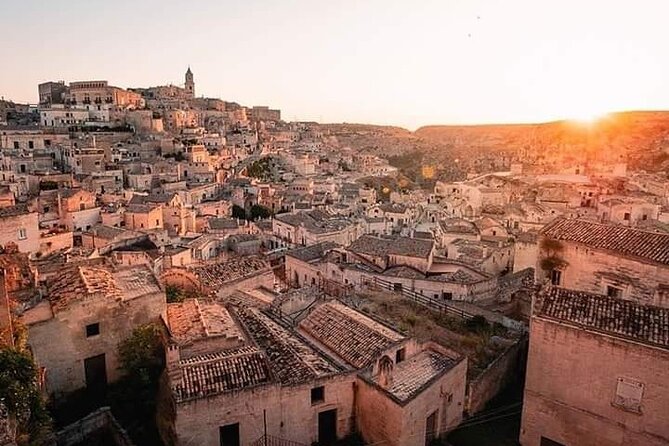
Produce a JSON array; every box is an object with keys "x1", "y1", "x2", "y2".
[{"x1": 569, "y1": 109, "x2": 608, "y2": 125}]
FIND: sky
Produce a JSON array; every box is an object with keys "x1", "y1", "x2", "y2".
[{"x1": 1, "y1": 0, "x2": 668, "y2": 129}]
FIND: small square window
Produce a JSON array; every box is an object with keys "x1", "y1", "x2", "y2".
[
  {"x1": 395, "y1": 348, "x2": 406, "y2": 364},
  {"x1": 607, "y1": 286, "x2": 623, "y2": 299},
  {"x1": 623, "y1": 212, "x2": 631, "y2": 221},
  {"x1": 311, "y1": 386, "x2": 324, "y2": 405},
  {"x1": 86, "y1": 323, "x2": 100, "y2": 337}
]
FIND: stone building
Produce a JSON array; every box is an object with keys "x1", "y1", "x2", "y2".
[
  {"x1": 537, "y1": 218, "x2": 669, "y2": 308},
  {"x1": 123, "y1": 203, "x2": 163, "y2": 231},
  {"x1": 66, "y1": 80, "x2": 143, "y2": 108},
  {"x1": 347, "y1": 235, "x2": 435, "y2": 274},
  {"x1": 168, "y1": 301, "x2": 354, "y2": 446},
  {"x1": 520, "y1": 287, "x2": 669, "y2": 446},
  {"x1": 0, "y1": 205, "x2": 39, "y2": 254},
  {"x1": 20, "y1": 264, "x2": 166, "y2": 397},
  {"x1": 284, "y1": 240, "x2": 497, "y2": 303},
  {"x1": 58, "y1": 188, "x2": 101, "y2": 232},
  {"x1": 272, "y1": 210, "x2": 361, "y2": 248},
  {"x1": 165, "y1": 297, "x2": 466, "y2": 446}
]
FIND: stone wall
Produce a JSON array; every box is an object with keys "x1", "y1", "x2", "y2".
[
  {"x1": 542, "y1": 240, "x2": 669, "y2": 307},
  {"x1": 24, "y1": 289, "x2": 166, "y2": 397},
  {"x1": 520, "y1": 318, "x2": 669, "y2": 446},
  {"x1": 216, "y1": 269, "x2": 274, "y2": 297},
  {"x1": 174, "y1": 373, "x2": 356, "y2": 446},
  {"x1": 38, "y1": 231, "x2": 73, "y2": 256},
  {"x1": 466, "y1": 334, "x2": 527, "y2": 415},
  {"x1": 0, "y1": 212, "x2": 39, "y2": 254},
  {"x1": 49, "y1": 407, "x2": 134, "y2": 446}
]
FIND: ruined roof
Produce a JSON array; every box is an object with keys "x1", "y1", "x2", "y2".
[
  {"x1": 208, "y1": 218, "x2": 240, "y2": 230},
  {"x1": 167, "y1": 299, "x2": 244, "y2": 344},
  {"x1": 286, "y1": 241, "x2": 339, "y2": 262},
  {"x1": 235, "y1": 307, "x2": 339, "y2": 384},
  {"x1": 128, "y1": 192, "x2": 174, "y2": 205},
  {"x1": 439, "y1": 218, "x2": 479, "y2": 235},
  {"x1": 373, "y1": 350, "x2": 459, "y2": 402},
  {"x1": 536, "y1": 287, "x2": 669, "y2": 349},
  {"x1": 275, "y1": 210, "x2": 352, "y2": 234},
  {"x1": 189, "y1": 257, "x2": 270, "y2": 288},
  {"x1": 0, "y1": 204, "x2": 32, "y2": 218},
  {"x1": 173, "y1": 346, "x2": 271, "y2": 402},
  {"x1": 378, "y1": 203, "x2": 408, "y2": 214},
  {"x1": 299, "y1": 301, "x2": 405, "y2": 368},
  {"x1": 348, "y1": 235, "x2": 434, "y2": 259},
  {"x1": 541, "y1": 218, "x2": 669, "y2": 265},
  {"x1": 46, "y1": 265, "x2": 160, "y2": 312}
]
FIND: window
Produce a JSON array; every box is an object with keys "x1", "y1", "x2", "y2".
[
  {"x1": 624, "y1": 212, "x2": 631, "y2": 221},
  {"x1": 28, "y1": 141, "x2": 34, "y2": 149},
  {"x1": 642, "y1": 214, "x2": 648, "y2": 221},
  {"x1": 607, "y1": 285, "x2": 623, "y2": 299},
  {"x1": 550, "y1": 269, "x2": 562, "y2": 286},
  {"x1": 86, "y1": 323, "x2": 100, "y2": 337},
  {"x1": 311, "y1": 386, "x2": 325, "y2": 405},
  {"x1": 13, "y1": 141, "x2": 19, "y2": 149},
  {"x1": 395, "y1": 348, "x2": 406, "y2": 363},
  {"x1": 18, "y1": 228, "x2": 27, "y2": 240}
]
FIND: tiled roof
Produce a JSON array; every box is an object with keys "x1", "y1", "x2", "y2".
[
  {"x1": 536, "y1": 287, "x2": 669, "y2": 349},
  {"x1": 348, "y1": 235, "x2": 434, "y2": 259},
  {"x1": 299, "y1": 301, "x2": 404, "y2": 368},
  {"x1": 275, "y1": 210, "x2": 352, "y2": 234},
  {"x1": 208, "y1": 218, "x2": 240, "y2": 230},
  {"x1": 541, "y1": 218, "x2": 669, "y2": 265},
  {"x1": 47, "y1": 264, "x2": 160, "y2": 312},
  {"x1": 287, "y1": 241, "x2": 339, "y2": 262},
  {"x1": 439, "y1": 218, "x2": 479, "y2": 235},
  {"x1": 167, "y1": 299, "x2": 244, "y2": 344},
  {"x1": 375, "y1": 350, "x2": 458, "y2": 402},
  {"x1": 173, "y1": 346, "x2": 271, "y2": 402},
  {"x1": 236, "y1": 307, "x2": 338, "y2": 384},
  {"x1": 189, "y1": 257, "x2": 270, "y2": 288},
  {"x1": 0, "y1": 204, "x2": 31, "y2": 218}
]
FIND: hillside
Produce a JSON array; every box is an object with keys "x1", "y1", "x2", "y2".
[{"x1": 415, "y1": 111, "x2": 669, "y2": 173}]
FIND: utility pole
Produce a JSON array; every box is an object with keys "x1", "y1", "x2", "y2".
[{"x1": 263, "y1": 409, "x2": 268, "y2": 446}]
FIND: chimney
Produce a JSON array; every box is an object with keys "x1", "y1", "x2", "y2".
[
  {"x1": 166, "y1": 343, "x2": 182, "y2": 383},
  {"x1": 377, "y1": 356, "x2": 394, "y2": 389}
]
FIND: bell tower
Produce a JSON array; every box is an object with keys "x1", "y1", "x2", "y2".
[{"x1": 185, "y1": 66, "x2": 195, "y2": 98}]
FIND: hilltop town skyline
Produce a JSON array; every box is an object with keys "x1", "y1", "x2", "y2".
[
  {"x1": 2, "y1": 2, "x2": 669, "y2": 446},
  {"x1": 3, "y1": 0, "x2": 669, "y2": 128}
]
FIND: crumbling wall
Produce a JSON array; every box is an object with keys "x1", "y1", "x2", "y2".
[{"x1": 466, "y1": 334, "x2": 527, "y2": 415}]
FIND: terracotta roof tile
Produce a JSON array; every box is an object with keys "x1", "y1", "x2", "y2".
[
  {"x1": 536, "y1": 287, "x2": 669, "y2": 349},
  {"x1": 541, "y1": 218, "x2": 669, "y2": 265},
  {"x1": 299, "y1": 301, "x2": 404, "y2": 368}
]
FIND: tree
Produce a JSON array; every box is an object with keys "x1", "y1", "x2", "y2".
[
  {"x1": 231, "y1": 204, "x2": 246, "y2": 220},
  {"x1": 110, "y1": 324, "x2": 165, "y2": 445},
  {"x1": 249, "y1": 204, "x2": 271, "y2": 220},
  {"x1": 117, "y1": 324, "x2": 164, "y2": 385},
  {"x1": 0, "y1": 348, "x2": 52, "y2": 445},
  {"x1": 165, "y1": 284, "x2": 186, "y2": 303}
]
